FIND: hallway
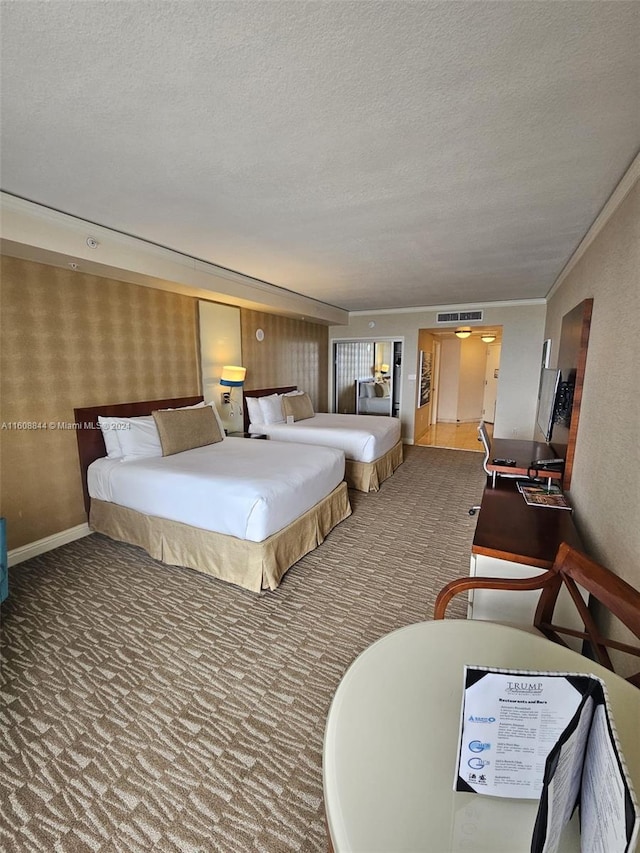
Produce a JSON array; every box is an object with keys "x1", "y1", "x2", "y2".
[{"x1": 415, "y1": 421, "x2": 493, "y2": 452}]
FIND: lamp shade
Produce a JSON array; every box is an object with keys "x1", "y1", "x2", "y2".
[
  {"x1": 454, "y1": 327, "x2": 472, "y2": 339},
  {"x1": 380, "y1": 363, "x2": 390, "y2": 373},
  {"x1": 220, "y1": 365, "x2": 246, "y2": 387}
]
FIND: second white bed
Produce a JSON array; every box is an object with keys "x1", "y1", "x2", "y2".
[{"x1": 247, "y1": 412, "x2": 401, "y2": 464}]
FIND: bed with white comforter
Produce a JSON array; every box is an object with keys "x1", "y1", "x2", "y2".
[
  {"x1": 247, "y1": 413, "x2": 399, "y2": 464},
  {"x1": 75, "y1": 396, "x2": 351, "y2": 593},
  {"x1": 88, "y1": 438, "x2": 345, "y2": 542},
  {"x1": 244, "y1": 388, "x2": 403, "y2": 492}
]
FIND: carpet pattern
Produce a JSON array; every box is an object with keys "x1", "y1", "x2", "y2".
[{"x1": 0, "y1": 446, "x2": 484, "y2": 852}]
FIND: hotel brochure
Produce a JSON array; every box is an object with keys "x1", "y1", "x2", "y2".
[
  {"x1": 454, "y1": 666, "x2": 638, "y2": 853},
  {"x1": 517, "y1": 483, "x2": 572, "y2": 511}
]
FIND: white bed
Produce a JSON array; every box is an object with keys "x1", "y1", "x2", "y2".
[
  {"x1": 356, "y1": 379, "x2": 393, "y2": 416},
  {"x1": 88, "y1": 438, "x2": 345, "y2": 542},
  {"x1": 75, "y1": 396, "x2": 351, "y2": 593},
  {"x1": 244, "y1": 388, "x2": 403, "y2": 492}
]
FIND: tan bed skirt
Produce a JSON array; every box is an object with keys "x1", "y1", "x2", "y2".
[
  {"x1": 345, "y1": 441, "x2": 404, "y2": 492},
  {"x1": 90, "y1": 481, "x2": 351, "y2": 593}
]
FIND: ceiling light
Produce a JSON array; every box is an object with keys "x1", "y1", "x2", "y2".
[
  {"x1": 454, "y1": 327, "x2": 472, "y2": 339},
  {"x1": 481, "y1": 334, "x2": 496, "y2": 343}
]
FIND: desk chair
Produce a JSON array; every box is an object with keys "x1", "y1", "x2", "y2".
[
  {"x1": 434, "y1": 542, "x2": 640, "y2": 687},
  {"x1": 469, "y1": 420, "x2": 523, "y2": 515}
]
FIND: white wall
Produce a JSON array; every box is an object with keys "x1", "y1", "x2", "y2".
[
  {"x1": 545, "y1": 180, "x2": 639, "y2": 585},
  {"x1": 437, "y1": 338, "x2": 460, "y2": 423},
  {"x1": 331, "y1": 302, "x2": 546, "y2": 442}
]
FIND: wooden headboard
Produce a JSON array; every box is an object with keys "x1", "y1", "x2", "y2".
[
  {"x1": 242, "y1": 386, "x2": 297, "y2": 433},
  {"x1": 74, "y1": 396, "x2": 203, "y2": 516}
]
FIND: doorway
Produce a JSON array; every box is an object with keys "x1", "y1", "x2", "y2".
[{"x1": 415, "y1": 327, "x2": 502, "y2": 451}]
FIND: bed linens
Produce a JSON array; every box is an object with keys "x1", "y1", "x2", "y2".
[
  {"x1": 88, "y1": 438, "x2": 345, "y2": 542},
  {"x1": 247, "y1": 413, "x2": 400, "y2": 464}
]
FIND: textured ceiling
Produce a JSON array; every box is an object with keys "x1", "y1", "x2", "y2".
[{"x1": 1, "y1": 1, "x2": 639, "y2": 312}]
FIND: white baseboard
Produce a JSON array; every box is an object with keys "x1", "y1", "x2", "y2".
[{"x1": 8, "y1": 522, "x2": 91, "y2": 567}]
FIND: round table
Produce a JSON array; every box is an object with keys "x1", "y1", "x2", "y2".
[{"x1": 323, "y1": 620, "x2": 640, "y2": 853}]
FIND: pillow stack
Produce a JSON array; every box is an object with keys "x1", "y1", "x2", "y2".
[
  {"x1": 152, "y1": 406, "x2": 223, "y2": 456},
  {"x1": 282, "y1": 393, "x2": 314, "y2": 422},
  {"x1": 245, "y1": 390, "x2": 314, "y2": 425},
  {"x1": 98, "y1": 401, "x2": 226, "y2": 460}
]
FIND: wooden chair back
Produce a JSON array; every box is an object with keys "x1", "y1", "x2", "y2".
[{"x1": 434, "y1": 542, "x2": 640, "y2": 687}]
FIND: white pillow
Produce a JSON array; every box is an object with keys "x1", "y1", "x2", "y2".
[
  {"x1": 245, "y1": 397, "x2": 263, "y2": 426},
  {"x1": 204, "y1": 402, "x2": 226, "y2": 437},
  {"x1": 259, "y1": 394, "x2": 285, "y2": 425},
  {"x1": 284, "y1": 389, "x2": 303, "y2": 396},
  {"x1": 117, "y1": 415, "x2": 163, "y2": 460},
  {"x1": 97, "y1": 416, "x2": 128, "y2": 459}
]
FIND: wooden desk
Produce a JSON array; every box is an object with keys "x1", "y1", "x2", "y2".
[
  {"x1": 323, "y1": 620, "x2": 640, "y2": 853},
  {"x1": 487, "y1": 438, "x2": 563, "y2": 487},
  {"x1": 469, "y1": 479, "x2": 583, "y2": 628},
  {"x1": 473, "y1": 478, "x2": 581, "y2": 569}
]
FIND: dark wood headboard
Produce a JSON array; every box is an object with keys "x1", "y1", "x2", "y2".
[
  {"x1": 242, "y1": 386, "x2": 297, "y2": 433},
  {"x1": 74, "y1": 396, "x2": 203, "y2": 516}
]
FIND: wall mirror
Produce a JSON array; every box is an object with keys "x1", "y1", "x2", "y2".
[{"x1": 333, "y1": 340, "x2": 402, "y2": 417}]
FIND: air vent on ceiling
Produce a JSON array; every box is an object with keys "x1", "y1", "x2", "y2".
[{"x1": 436, "y1": 310, "x2": 483, "y2": 324}]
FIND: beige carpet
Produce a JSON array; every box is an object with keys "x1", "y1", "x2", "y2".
[{"x1": 0, "y1": 446, "x2": 484, "y2": 853}]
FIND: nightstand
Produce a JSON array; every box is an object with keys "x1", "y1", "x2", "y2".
[{"x1": 226, "y1": 431, "x2": 267, "y2": 439}]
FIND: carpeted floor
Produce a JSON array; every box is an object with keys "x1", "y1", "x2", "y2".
[{"x1": 1, "y1": 446, "x2": 484, "y2": 853}]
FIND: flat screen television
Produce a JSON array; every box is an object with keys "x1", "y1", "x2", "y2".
[{"x1": 536, "y1": 367, "x2": 561, "y2": 443}]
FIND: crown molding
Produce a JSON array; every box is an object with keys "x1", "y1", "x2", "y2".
[{"x1": 546, "y1": 150, "x2": 640, "y2": 300}]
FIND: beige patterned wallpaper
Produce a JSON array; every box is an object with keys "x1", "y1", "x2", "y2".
[
  {"x1": 241, "y1": 309, "x2": 328, "y2": 409},
  {"x1": 0, "y1": 256, "x2": 200, "y2": 549}
]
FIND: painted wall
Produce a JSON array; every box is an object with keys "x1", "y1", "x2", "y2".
[
  {"x1": 0, "y1": 256, "x2": 200, "y2": 549},
  {"x1": 437, "y1": 338, "x2": 460, "y2": 424},
  {"x1": 544, "y1": 179, "x2": 639, "y2": 603},
  {"x1": 458, "y1": 338, "x2": 487, "y2": 423},
  {"x1": 331, "y1": 303, "x2": 546, "y2": 442}
]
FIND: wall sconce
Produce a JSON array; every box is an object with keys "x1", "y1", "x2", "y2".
[
  {"x1": 481, "y1": 334, "x2": 496, "y2": 343},
  {"x1": 454, "y1": 327, "x2": 472, "y2": 339},
  {"x1": 220, "y1": 365, "x2": 247, "y2": 413}
]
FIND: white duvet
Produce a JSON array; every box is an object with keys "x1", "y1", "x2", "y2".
[
  {"x1": 88, "y1": 438, "x2": 345, "y2": 542},
  {"x1": 248, "y1": 413, "x2": 401, "y2": 463}
]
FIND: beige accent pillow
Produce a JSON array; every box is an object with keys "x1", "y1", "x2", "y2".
[
  {"x1": 282, "y1": 392, "x2": 315, "y2": 422},
  {"x1": 374, "y1": 381, "x2": 390, "y2": 398},
  {"x1": 152, "y1": 406, "x2": 223, "y2": 456}
]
